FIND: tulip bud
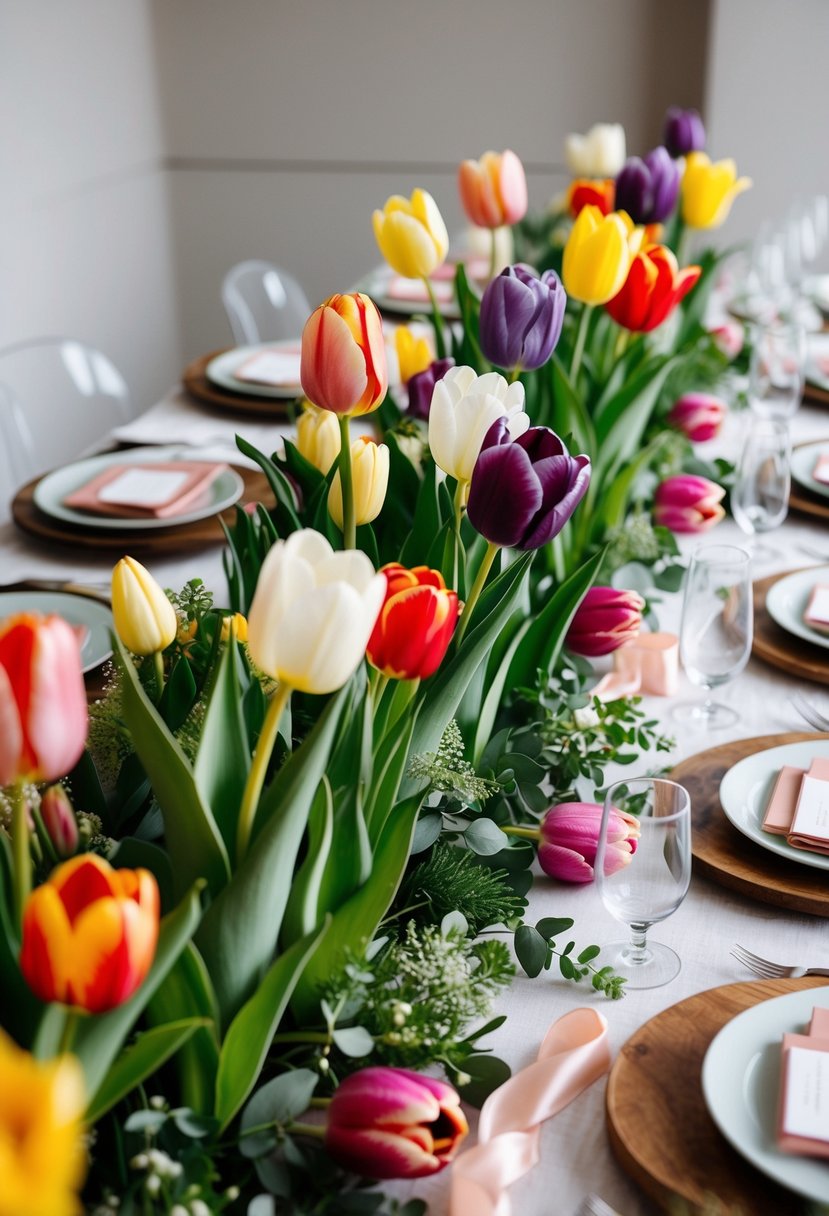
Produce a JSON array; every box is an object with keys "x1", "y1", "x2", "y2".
[
  {"x1": 458, "y1": 149, "x2": 528, "y2": 229},
  {"x1": 367, "y1": 564, "x2": 459, "y2": 680},
  {"x1": 296, "y1": 405, "x2": 342, "y2": 474},
  {"x1": 614, "y1": 147, "x2": 680, "y2": 225},
  {"x1": 40, "y1": 785, "x2": 79, "y2": 858},
  {"x1": 328, "y1": 438, "x2": 390, "y2": 529},
  {"x1": 428, "y1": 366, "x2": 528, "y2": 484},
  {"x1": 325, "y1": 1066, "x2": 468, "y2": 1179},
  {"x1": 653, "y1": 474, "x2": 726, "y2": 534},
  {"x1": 567, "y1": 178, "x2": 615, "y2": 218},
  {"x1": 668, "y1": 393, "x2": 727, "y2": 443},
  {"x1": 479, "y1": 265, "x2": 566, "y2": 372},
  {"x1": 681, "y1": 152, "x2": 752, "y2": 230},
  {"x1": 562, "y1": 206, "x2": 642, "y2": 306},
  {"x1": 372, "y1": 189, "x2": 449, "y2": 280},
  {"x1": 566, "y1": 586, "x2": 645, "y2": 657},
  {"x1": 407, "y1": 357, "x2": 455, "y2": 422},
  {"x1": 394, "y1": 326, "x2": 433, "y2": 386},
  {"x1": 301, "y1": 292, "x2": 388, "y2": 418},
  {"x1": 111, "y1": 557, "x2": 177, "y2": 656},
  {"x1": 564, "y1": 123, "x2": 626, "y2": 179},
  {"x1": 709, "y1": 322, "x2": 744, "y2": 361},
  {"x1": 662, "y1": 106, "x2": 706, "y2": 159},
  {"x1": 538, "y1": 801, "x2": 640, "y2": 883},
  {"x1": 606, "y1": 244, "x2": 701, "y2": 334},
  {"x1": 220, "y1": 612, "x2": 248, "y2": 644}
]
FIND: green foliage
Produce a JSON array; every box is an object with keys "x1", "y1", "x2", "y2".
[
  {"x1": 395, "y1": 842, "x2": 527, "y2": 934},
  {"x1": 514, "y1": 916, "x2": 626, "y2": 999}
]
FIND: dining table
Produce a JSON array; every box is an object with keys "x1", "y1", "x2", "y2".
[{"x1": 3, "y1": 356, "x2": 829, "y2": 1215}]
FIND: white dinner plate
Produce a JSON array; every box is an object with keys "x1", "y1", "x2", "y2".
[
  {"x1": 766, "y1": 566, "x2": 829, "y2": 651},
  {"x1": 0, "y1": 591, "x2": 113, "y2": 673},
  {"x1": 719, "y1": 739, "x2": 829, "y2": 871},
  {"x1": 33, "y1": 447, "x2": 244, "y2": 532},
  {"x1": 702, "y1": 986, "x2": 829, "y2": 1205},
  {"x1": 357, "y1": 266, "x2": 467, "y2": 320},
  {"x1": 807, "y1": 333, "x2": 829, "y2": 392},
  {"x1": 206, "y1": 343, "x2": 303, "y2": 399},
  {"x1": 791, "y1": 442, "x2": 829, "y2": 500}
]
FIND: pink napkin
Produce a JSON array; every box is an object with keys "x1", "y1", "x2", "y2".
[
  {"x1": 804, "y1": 584, "x2": 829, "y2": 632},
  {"x1": 777, "y1": 1005, "x2": 829, "y2": 1159},
  {"x1": 449, "y1": 1008, "x2": 610, "y2": 1216},
  {"x1": 388, "y1": 277, "x2": 455, "y2": 304},
  {"x1": 761, "y1": 757, "x2": 829, "y2": 853},
  {"x1": 63, "y1": 461, "x2": 228, "y2": 519}
]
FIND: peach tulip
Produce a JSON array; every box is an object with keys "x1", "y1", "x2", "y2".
[
  {"x1": 458, "y1": 150, "x2": 528, "y2": 229},
  {"x1": 301, "y1": 292, "x2": 388, "y2": 417}
]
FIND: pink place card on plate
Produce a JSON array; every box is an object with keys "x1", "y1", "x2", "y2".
[
  {"x1": 63, "y1": 461, "x2": 227, "y2": 519},
  {"x1": 762, "y1": 765, "x2": 805, "y2": 835},
  {"x1": 234, "y1": 348, "x2": 302, "y2": 387},
  {"x1": 788, "y1": 767, "x2": 829, "y2": 854},
  {"x1": 777, "y1": 1026, "x2": 829, "y2": 1158}
]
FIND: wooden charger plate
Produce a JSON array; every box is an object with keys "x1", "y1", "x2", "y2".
[
  {"x1": 11, "y1": 465, "x2": 270, "y2": 555},
  {"x1": 804, "y1": 379, "x2": 829, "y2": 409},
  {"x1": 752, "y1": 569, "x2": 829, "y2": 684},
  {"x1": 670, "y1": 730, "x2": 829, "y2": 917},
  {"x1": 607, "y1": 976, "x2": 829, "y2": 1215},
  {"x1": 182, "y1": 349, "x2": 298, "y2": 419}
]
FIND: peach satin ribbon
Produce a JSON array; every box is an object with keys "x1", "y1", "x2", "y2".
[
  {"x1": 449, "y1": 1008, "x2": 611, "y2": 1216},
  {"x1": 593, "y1": 631, "x2": 679, "y2": 701}
]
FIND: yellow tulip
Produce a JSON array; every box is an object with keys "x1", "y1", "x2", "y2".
[
  {"x1": 329, "y1": 437, "x2": 390, "y2": 529},
  {"x1": 681, "y1": 152, "x2": 752, "y2": 229},
  {"x1": 562, "y1": 206, "x2": 642, "y2": 305},
  {"x1": 395, "y1": 326, "x2": 433, "y2": 385},
  {"x1": 0, "y1": 1028, "x2": 86, "y2": 1216},
  {"x1": 372, "y1": 189, "x2": 449, "y2": 280},
  {"x1": 296, "y1": 404, "x2": 342, "y2": 474},
  {"x1": 111, "y1": 556, "x2": 177, "y2": 655},
  {"x1": 220, "y1": 612, "x2": 248, "y2": 643}
]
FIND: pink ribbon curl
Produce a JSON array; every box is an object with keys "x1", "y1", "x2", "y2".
[{"x1": 449, "y1": 1008, "x2": 611, "y2": 1216}]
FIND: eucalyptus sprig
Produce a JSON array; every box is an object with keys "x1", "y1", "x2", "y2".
[{"x1": 514, "y1": 916, "x2": 626, "y2": 999}]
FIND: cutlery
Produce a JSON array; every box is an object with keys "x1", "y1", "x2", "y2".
[
  {"x1": 790, "y1": 692, "x2": 829, "y2": 732},
  {"x1": 576, "y1": 1196, "x2": 625, "y2": 1216},
  {"x1": 731, "y1": 943, "x2": 829, "y2": 979}
]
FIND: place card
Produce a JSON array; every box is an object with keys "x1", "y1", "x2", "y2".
[
  {"x1": 234, "y1": 348, "x2": 302, "y2": 387},
  {"x1": 804, "y1": 585, "x2": 829, "y2": 634},
  {"x1": 778, "y1": 1036, "x2": 829, "y2": 1158},
  {"x1": 788, "y1": 772, "x2": 829, "y2": 854},
  {"x1": 813, "y1": 454, "x2": 829, "y2": 486},
  {"x1": 64, "y1": 461, "x2": 227, "y2": 519}
]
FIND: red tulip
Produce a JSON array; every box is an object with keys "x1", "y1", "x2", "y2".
[
  {"x1": 539, "y1": 802, "x2": 640, "y2": 883},
  {"x1": 325, "y1": 1066, "x2": 468, "y2": 1179},
  {"x1": 0, "y1": 614, "x2": 87, "y2": 787},
  {"x1": 567, "y1": 178, "x2": 615, "y2": 218},
  {"x1": 653, "y1": 474, "x2": 726, "y2": 534},
  {"x1": 458, "y1": 150, "x2": 528, "y2": 229},
  {"x1": 367, "y1": 564, "x2": 459, "y2": 680},
  {"x1": 566, "y1": 586, "x2": 645, "y2": 657},
  {"x1": 20, "y1": 854, "x2": 160, "y2": 1013},
  {"x1": 300, "y1": 292, "x2": 388, "y2": 417},
  {"x1": 668, "y1": 393, "x2": 727, "y2": 443},
  {"x1": 605, "y1": 244, "x2": 701, "y2": 333}
]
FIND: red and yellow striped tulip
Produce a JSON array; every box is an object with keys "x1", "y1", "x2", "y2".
[
  {"x1": 0, "y1": 614, "x2": 87, "y2": 787},
  {"x1": 567, "y1": 178, "x2": 615, "y2": 218},
  {"x1": 366, "y1": 564, "x2": 459, "y2": 680},
  {"x1": 301, "y1": 292, "x2": 388, "y2": 417},
  {"x1": 605, "y1": 244, "x2": 701, "y2": 332},
  {"x1": 20, "y1": 854, "x2": 160, "y2": 1013}
]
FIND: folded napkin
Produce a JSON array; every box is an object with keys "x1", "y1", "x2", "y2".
[
  {"x1": 777, "y1": 1004, "x2": 829, "y2": 1159},
  {"x1": 804, "y1": 584, "x2": 829, "y2": 633},
  {"x1": 812, "y1": 456, "x2": 829, "y2": 487},
  {"x1": 63, "y1": 461, "x2": 227, "y2": 519},
  {"x1": 233, "y1": 347, "x2": 302, "y2": 388},
  {"x1": 761, "y1": 757, "x2": 829, "y2": 853}
]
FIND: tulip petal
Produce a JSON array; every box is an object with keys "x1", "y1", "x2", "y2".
[
  {"x1": 326, "y1": 1125, "x2": 441, "y2": 1180},
  {"x1": 0, "y1": 661, "x2": 23, "y2": 787},
  {"x1": 301, "y1": 307, "x2": 369, "y2": 415},
  {"x1": 20, "y1": 884, "x2": 73, "y2": 1003},
  {"x1": 467, "y1": 443, "x2": 542, "y2": 548},
  {"x1": 538, "y1": 842, "x2": 595, "y2": 883}
]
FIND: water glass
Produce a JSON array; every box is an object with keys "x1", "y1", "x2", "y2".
[
  {"x1": 730, "y1": 419, "x2": 791, "y2": 560},
  {"x1": 595, "y1": 778, "x2": 692, "y2": 989},
  {"x1": 675, "y1": 544, "x2": 753, "y2": 729},
  {"x1": 749, "y1": 320, "x2": 806, "y2": 419}
]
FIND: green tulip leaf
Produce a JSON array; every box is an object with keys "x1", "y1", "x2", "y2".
[
  {"x1": 146, "y1": 942, "x2": 220, "y2": 1115},
  {"x1": 281, "y1": 779, "x2": 334, "y2": 946},
  {"x1": 85, "y1": 1017, "x2": 209, "y2": 1124},
  {"x1": 551, "y1": 356, "x2": 596, "y2": 455},
  {"x1": 193, "y1": 633, "x2": 251, "y2": 860},
  {"x1": 0, "y1": 835, "x2": 42, "y2": 1048},
  {"x1": 235, "y1": 434, "x2": 302, "y2": 532}
]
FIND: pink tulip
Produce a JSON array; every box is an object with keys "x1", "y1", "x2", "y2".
[
  {"x1": 668, "y1": 393, "x2": 727, "y2": 443},
  {"x1": 458, "y1": 150, "x2": 528, "y2": 229},
  {"x1": 538, "y1": 802, "x2": 640, "y2": 884},
  {"x1": 566, "y1": 586, "x2": 645, "y2": 657},
  {"x1": 653, "y1": 474, "x2": 725, "y2": 534},
  {"x1": 325, "y1": 1066, "x2": 468, "y2": 1180},
  {"x1": 709, "y1": 321, "x2": 744, "y2": 360},
  {"x1": 40, "y1": 785, "x2": 79, "y2": 858}
]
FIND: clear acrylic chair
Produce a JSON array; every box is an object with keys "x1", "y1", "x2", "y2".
[
  {"x1": 0, "y1": 337, "x2": 131, "y2": 484},
  {"x1": 0, "y1": 383, "x2": 25, "y2": 520},
  {"x1": 221, "y1": 260, "x2": 311, "y2": 346}
]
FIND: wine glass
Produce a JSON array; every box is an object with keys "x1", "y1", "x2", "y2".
[
  {"x1": 675, "y1": 544, "x2": 753, "y2": 729},
  {"x1": 730, "y1": 419, "x2": 791, "y2": 563},
  {"x1": 749, "y1": 319, "x2": 806, "y2": 420},
  {"x1": 595, "y1": 777, "x2": 692, "y2": 989}
]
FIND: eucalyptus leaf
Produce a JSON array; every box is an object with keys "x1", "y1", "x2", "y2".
[
  {"x1": 464, "y1": 817, "x2": 508, "y2": 856},
  {"x1": 514, "y1": 924, "x2": 547, "y2": 978},
  {"x1": 455, "y1": 1054, "x2": 511, "y2": 1108},
  {"x1": 331, "y1": 1025, "x2": 375, "y2": 1057},
  {"x1": 240, "y1": 1069, "x2": 319, "y2": 1159}
]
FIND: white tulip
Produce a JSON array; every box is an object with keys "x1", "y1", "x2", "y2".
[
  {"x1": 247, "y1": 529, "x2": 385, "y2": 694},
  {"x1": 564, "y1": 123, "x2": 626, "y2": 179},
  {"x1": 428, "y1": 366, "x2": 529, "y2": 484}
]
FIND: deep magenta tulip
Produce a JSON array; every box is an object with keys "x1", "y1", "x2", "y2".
[
  {"x1": 479, "y1": 264, "x2": 566, "y2": 372},
  {"x1": 406, "y1": 357, "x2": 455, "y2": 422},
  {"x1": 653, "y1": 474, "x2": 725, "y2": 533},
  {"x1": 565, "y1": 586, "x2": 645, "y2": 657},
  {"x1": 663, "y1": 107, "x2": 706, "y2": 158},
  {"x1": 539, "y1": 802, "x2": 640, "y2": 884},
  {"x1": 325, "y1": 1067, "x2": 468, "y2": 1179},
  {"x1": 668, "y1": 393, "x2": 727, "y2": 443},
  {"x1": 614, "y1": 147, "x2": 680, "y2": 224},
  {"x1": 467, "y1": 422, "x2": 590, "y2": 550}
]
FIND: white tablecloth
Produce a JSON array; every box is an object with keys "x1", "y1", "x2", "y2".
[{"x1": 3, "y1": 385, "x2": 829, "y2": 1215}]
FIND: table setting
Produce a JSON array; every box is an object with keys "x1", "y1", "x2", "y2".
[{"x1": 3, "y1": 109, "x2": 829, "y2": 1216}]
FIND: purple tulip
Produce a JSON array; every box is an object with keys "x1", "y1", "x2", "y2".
[
  {"x1": 406, "y1": 357, "x2": 455, "y2": 421},
  {"x1": 662, "y1": 106, "x2": 706, "y2": 159},
  {"x1": 479, "y1": 264, "x2": 566, "y2": 372},
  {"x1": 615, "y1": 147, "x2": 680, "y2": 224},
  {"x1": 467, "y1": 421, "x2": 590, "y2": 550}
]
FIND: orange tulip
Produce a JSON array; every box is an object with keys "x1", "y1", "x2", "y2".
[
  {"x1": 366, "y1": 564, "x2": 459, "y2": 680},
  {"x1": 605, "y1": 244, "x2": 701, "y2": 333},
  {"x1": 458, "y1": 150, "x2": 528, "y2": 229},
  {"x1": 20, "y1": 854, "x2": 160, "y2": 1013},
  {"x1": 567, "y1": 179, "x2": 615, "y2": 218},
  {"x1": 300, "y1": 292, "x2": 388, "y2": 417},
  {"x1": 0, "y1": 614, "x2": 87, "y2": 787}
]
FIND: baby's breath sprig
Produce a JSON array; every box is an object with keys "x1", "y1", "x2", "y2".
[{"x1": 407, "y1": 720, "x2": 500, "y2": 804}]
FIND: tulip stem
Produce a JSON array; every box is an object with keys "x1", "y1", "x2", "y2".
[
  {"x1": 58, "y1": 1009, "x2": 79, "y2": 1056},
  {"x1": 501, "y1": 825, "x2": 540, "y2": 840},
  {"x1": 489, "y1": 228, "x2": 498, "y2": 282},
  {"x1": 452, "y1": 480, "x2": 467, "y2": 591},
  {"x1": 423, "y1": 276, "x2": 447, "y2": 360},
  {"x1": 287, "y1": 1122, "x2": 327, "y2": 1140},
  {"x1": 509, "y1": 365, "x2": 523, "y2": 384},
  {"x1": 570, "y1": 304, "x2": 592, "y2": 384},
  {"x1": 11, "y1": 780, "x2": 30, "y2": 930},
  {"x1": 153, "y1": 651, "x2": 165, "y2": 700},
  {"x1": 551, "y1": 532, "x2": 567, "y2": 584},
  {"x1": 337, "y1": 417, "x2": 356, "y2": 549},
  {"x1": 456, "y1": 542, "x2": 500, "y2": 647},
  {"x1": 236, "y1": 681, "x2": 292, "y2": 863},
  {"x1": 675, "y1": 220, "x2": 690, "y2": 268}
]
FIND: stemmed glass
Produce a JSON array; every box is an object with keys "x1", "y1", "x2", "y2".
[
  {"x1": 749, "y1": 319, "x2": 806, "y2": 420},
  {"x1": 675, "y1": 544, "x2": 753, "y2": 729},
  {"x1": 595, "y1": 777, "x2": 692, "y2": 989},
  {"x1": 730, "y1": 419, "x2": 791, "y2": 563}
]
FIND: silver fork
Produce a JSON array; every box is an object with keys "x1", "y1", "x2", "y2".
[
  {"x1": 577, "y1": 1197, "x2": 624, "y2": 1216},
  {"x1": 790, "y1": 692, "x2": 829, "y2": 733},
  {"x1": 732, "y1": 943, "x2": 829, "y2": 979}
]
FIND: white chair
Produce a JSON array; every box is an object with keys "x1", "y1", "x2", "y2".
[
  {"x1": 0, "y1": 337, "x2": 131, "y2": 484},
  {"x1": 221, "y1": 260, "x2": 311, "y2": 346}
]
